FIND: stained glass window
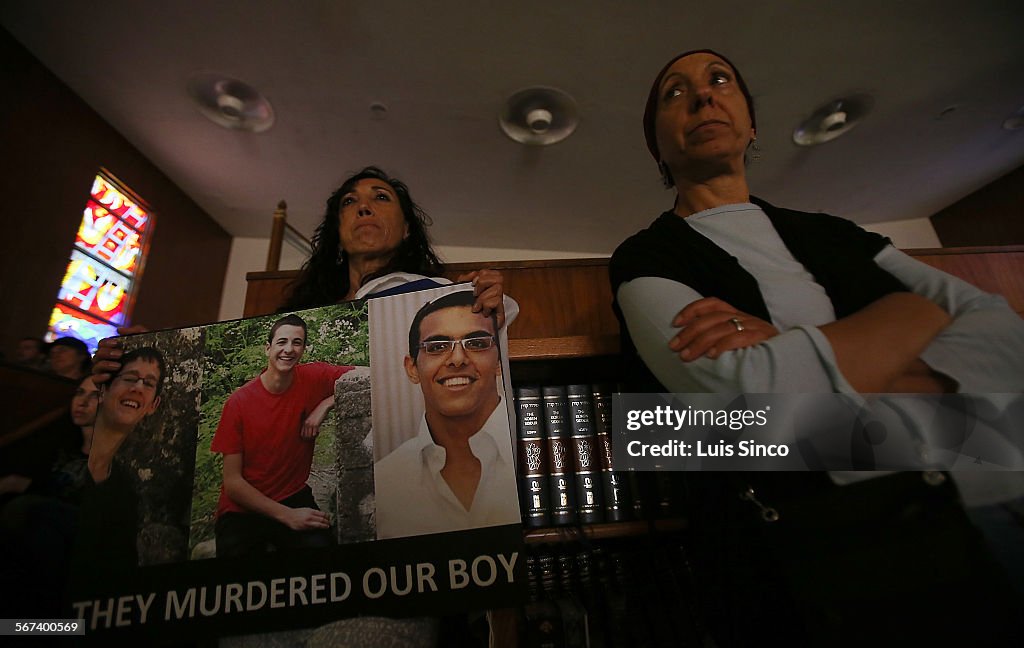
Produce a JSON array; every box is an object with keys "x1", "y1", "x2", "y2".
[{"x1": 47, "y1": 172, "x2": 154, "y2": 352}]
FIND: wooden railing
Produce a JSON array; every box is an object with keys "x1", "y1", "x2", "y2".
[{"x1": 265, "y1": 200, "x2": 312, "y2": 271}]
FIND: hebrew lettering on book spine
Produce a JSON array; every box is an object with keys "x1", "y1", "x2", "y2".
[
  {"x1": 567, "y1": 384, "x2": 605, "y2": 525},
  {"x1": 515, "y1": 386, "x2": 550, "y2": 528},
  {"x1": 543, "y1": 385, "x2": 576, "y2": 526}
]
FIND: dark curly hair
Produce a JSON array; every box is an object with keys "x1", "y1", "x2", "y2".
[{"x1": 282, "y1": 166, "x2": 444, "y2": 309}]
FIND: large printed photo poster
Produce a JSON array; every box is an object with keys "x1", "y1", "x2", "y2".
[
  {"x1": 369, "y1": 284, "x2": 521, "y2": 540},
  {"x1": 67, "y1": 285, "x2": 524, "y2": 642}
]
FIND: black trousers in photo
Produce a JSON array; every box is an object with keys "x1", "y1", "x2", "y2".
[{"x1": 214, "y1": 485, "x2": 334, "y2": 558}]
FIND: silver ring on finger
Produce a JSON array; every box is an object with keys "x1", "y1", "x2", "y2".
[{"x1": 729, "y1": 317, "x2": 745, "y2": 332}]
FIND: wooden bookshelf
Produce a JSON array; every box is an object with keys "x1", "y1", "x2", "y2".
[
  {"x1": 508, "y1": 334, "x2": 620, "y2": 360},
  {"x1": 524, "y1": 517, "x2": 686, "y2": 544}
]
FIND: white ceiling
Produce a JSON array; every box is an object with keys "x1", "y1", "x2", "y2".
[{"x1": 3, "y1": 1, "x2": 1023, "y2": 254}]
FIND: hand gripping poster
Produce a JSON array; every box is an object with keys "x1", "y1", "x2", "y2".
[{"x1": 62, "y1": 284, "x2": 524, "y2": 643}]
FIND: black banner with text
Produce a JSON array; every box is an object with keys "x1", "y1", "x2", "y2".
[{"x1": 68, "y1": 525, "x2": 524, "y2": 641}]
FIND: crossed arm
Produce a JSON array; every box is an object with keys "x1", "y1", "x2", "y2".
[{"x1": 618, "y1": 247, "x2": 1024, "y2": 394}]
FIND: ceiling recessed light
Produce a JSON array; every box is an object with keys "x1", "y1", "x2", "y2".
[
  {"x1": 187, "y1": 72, "x2": 275, "y2": 133},
  {"x1": 1003, "y1": 105, "x2": 1024, "y2": 131},
  {"x1": 793, "y1": 94, "x2": 873, "y2": 146},
  {"x1": 936, "y1": 104, "x2": 960, "y2": 120},
  {"x1": 499, "y1": 87, "x2": 579, "y2": 146}
]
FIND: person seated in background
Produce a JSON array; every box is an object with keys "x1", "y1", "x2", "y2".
[
  {"x1": 375, "y1": 290, "x2": 518, "y2": 539},
  {"x1": 12, "y1": 336, "x2": 48, "y2": 371},
  {"x1": 47, "y1": 336, "x2": 92, "y2": 381},
  {"x1": 0, "y1": 375, "x2": 100, "y2": 619},
  {"x1": 0, "y1": 376, "x2": 98, "y2": 502},
  {"x1": 211, "y1": 313, "x2": 353, "y2": 557},
  {"x1": 38, "y1": 376, "x2": 98, "y2": 501}
]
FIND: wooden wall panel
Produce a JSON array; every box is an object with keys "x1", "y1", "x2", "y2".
[
  {"x1": 930, "y1": 165, "x2": 1024, "y2": 247},
  {"x1": 906, "y1": 246, "x2": 1024, "y2": 316},
  {"x1": 241, "y1": 270, "x2": 298, "y2": 319},
  {"x1": 451, "y1": 261, "x2": 619, "y2": 359}
]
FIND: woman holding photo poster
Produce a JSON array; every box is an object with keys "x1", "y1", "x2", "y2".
[
  {"x1": 94, "y1": 165, "x2": 514, "y2": 646},
  {"x1": 610, "y1": 49, "x2": 1024, "y2": 645},
  {"x1": 280, "y1": 167, "x2": 517, "y2": 646},
  {"x1": 95, "y1": 165, "x2": 510, "y2": 367}
]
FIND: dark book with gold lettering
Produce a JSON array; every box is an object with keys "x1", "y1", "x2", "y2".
[
  {"x1": 515, "y1": 385, "x2": 551, "y2": 528},
  {"x1": 542, "y1": 385, "x2": 576, "y2": 526},
  {"x1": 523, "y1": 554, "x2": 566, "y2": 648},
  {"x1": 566, "y1": 384, "x2": 605, "y2": 525},
  {"x1": 591, "y1": 383, "x2": 632, "y2": 522}
]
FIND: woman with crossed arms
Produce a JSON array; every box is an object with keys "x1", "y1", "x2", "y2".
[{"x1": 611, "y1": 49, "x2": 1024, "y2": 646}]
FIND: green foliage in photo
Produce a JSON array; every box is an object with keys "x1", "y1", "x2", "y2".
[{"x1": 188, "y1": 301, "x2": 369, "y2": 554}]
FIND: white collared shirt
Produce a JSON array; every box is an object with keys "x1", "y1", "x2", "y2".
[{"x1": 374, "y1": 402, "x2": 521, "y2": 539}]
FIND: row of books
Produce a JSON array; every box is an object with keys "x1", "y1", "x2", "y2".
[
  {"x1": 514, "y1": 384, "x2": 686, "y2": 527},
  {"x1": 523, "y1": 545, "x2": 701, "y2": 648},
  {"x1": 514, "y1": 385, "x2": 627, "y2": 527}
]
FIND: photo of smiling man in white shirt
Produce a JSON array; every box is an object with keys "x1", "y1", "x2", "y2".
[{"x1": 374, "y1": 290, "x2": 520, "y2": 540}]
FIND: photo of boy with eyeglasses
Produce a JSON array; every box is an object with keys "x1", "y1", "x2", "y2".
[
  {"x1": 87, "y1": 347, "x2": 164, "y2": 485},
  {"x1": 374, "y1": 290, "x2": 519, "y2": 540},
  {"x1": 75, "y1": 347, "x2": 165, "y2": 568}
]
